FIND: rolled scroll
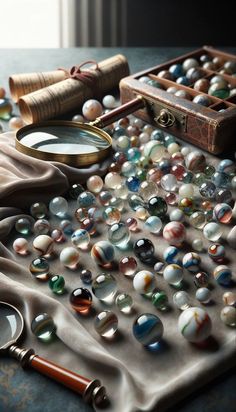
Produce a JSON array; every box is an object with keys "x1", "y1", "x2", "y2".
[
  {"x1": 16, "y1": 55, "x2": 129, "y2": 124},
  {"x1": 9, "y1": 70, "x2": 67, "y2": 102}
]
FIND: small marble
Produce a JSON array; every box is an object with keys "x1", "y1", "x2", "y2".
[
  {"x1": 133, "y1": 270, "x2": 155, "y2": 294},
  {"x1": 80, "y1": 269, "x2": 93, "y2": 284},
  {"x1": 33, "y1": 235, "x2": 54, "y2": 256},
  {"x1": 31, "y1": 313, "x2": 56, "y2": 342},
  {"x1": 192, "y1": 238, "x2": 204, "y2": 252},
  {"x1": 77, "y1": 191, "x2": 96, "y2": 208},
  {"x1": 82, "y1": 99, "x2": 103, "y2": 121},
  {"x1": 208, "y1": 244, "x2": 225, "y2": 263},
  {"x1": 70, "y1": 288, "x2": 92, "y2": 313},
  {"x1": 15, "y1": 217, "x2": 32, "y2": 235},
  {"x1": 151, "y1": 289, "x2": 168, "y2": 310},
  {"x1": 203, "y1": 222, "x2": 222, "y2": 242},
  {"x1": 194, "y1": 272, "x2": 209, "y2": 288},
  {"x1": 133, "y1": 238, "x2": 155, "y2": 262},
  {"x1": 144, "y1": 216, "x2": 162, "y2": 234},
  {"x1": 92, "y1": 273, "x2": 117, "y2": 301},
  {"x1": 173, "y1": 291, "x2": 191, "y2": 310},
  {"x1": 196, "y1": 287, "x2": 211, "y2": 304},
  {"x1": 133, "y1": 313, "x2": 164, "y2": 349},
  {"x1": 163, "y1": 264, "x2": 183, "y2": 285},
  {"x1": 34, "y1": 219, "x2": 50, "y2": 235},
  {"x1": 227, "y1": 225, "x2": 236, "y2": 249},
  {"x1": 220, "y1": 306, "x2": 236, "y2": 327},
  {"x1": 108, "y1": 222, "x2": 130, "y2": 247},
  {"x1": 13, "y1": 238, "x2": 28, "y2": 255},
  {"x1": 29, "y1": 257, "x2": 50, "y2": 281},
  {"x1": 163, "y1": 221, "x2": 186, "y2": 246},
  {"x1": 71, "y1": 229, "x2": 90, "y2": 249},
  {"x1": 94, "y1": 310, "x2": 118, "y2": 337},
  {"x1": 59, "y1": 247, "x2": 79, "y2": 269},
  {"x1": 119, "y1": 256, "x2": 137, "y2": 277},
  {"x1": 182, "y1": 252, "x2": 201, "y2": 273},
  {"x1": 178, "y1": 307, "x2": 212, "y2": 342},
  {"x1": 91, "y1": 240, "x2": 115, "y2": 266},
  {"x1": 222, "y1": 291, "x2": 236, "y2": 307},
  {"x1": 49, "y1": 196, "x2": 68, "y2": 217},
  {"x1": 213, "y1": 265, "x2": 232, "y2": 286},
  {"x1": 30, "y1": 202, "x2": 48, "y2": 219},
  {"x1": 116, "y1": 293, "x2": 133, "y2": 313},
  {"x1": 213, "y1": 203, "x2": 232, "y2": 224},
  {"x1": 49, "y1": 275, "x2": 65, "y2": 294}
]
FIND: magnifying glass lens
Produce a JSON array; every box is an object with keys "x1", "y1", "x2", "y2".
[{"x1": 0, "y1": 306, "x2": 22, "y2": 346}]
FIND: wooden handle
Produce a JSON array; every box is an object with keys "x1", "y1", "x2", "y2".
[
  {"x1": 30, "y1": 355, "x2": 106, "y2": 406},
  {"x1": 91, "y1": 96, "x2": 145, "y2": 128}
]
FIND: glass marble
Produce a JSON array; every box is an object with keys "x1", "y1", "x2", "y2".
[
  {"x1": 59, "y1": 219, "x2": 73, "y2": 234},
  {"x1": 222, "y1": 291, "x2": 236, "y2": 307},
  {"x1": 182, "y1": 252, "x2": 201, "y2": 273},
  {"x1": 126, "y1": 176, "x2": 141, "y2": 192},
  {"x1": 108, "y1": 223, "x2": 130, "y2": 247},
  {"x1": 98, "y1": 190, "x2": 112, "y2": 206},
  {"x1": 133, "y1": 238, "x2": 155, "y2": 263},
  {"x1": 215, "y1": 189, "x2": 232, "y2": 204},
  {"x1": 0, "y1": 98, "x2": 12, "y2": 120},
  {"x1": 178, "y1": 307, "x2": 212, "y2": 342},
  {"x1": 151, "y1": 129, "x2": 165, "y2": 141},
  {"x1": 92, "y1": 273, "x2": 117, "y2": 301},
  {"x1": 144, "y1": 216, "x2": 162, "y2": 234},
  {"x1": 160, "y1": 174, "x2": 177, "y2": 192},
  {"x1": 178, "y1": 197, "x2": 195, "y2": 216},
  {"x1": 126, "y1": 217, "x2": 138, "y2": 231},
  {"x1": 116, "y1": 135, "x2": 130, "y2": 151},
  {"x1": 119, "y1": 256, "x2": 137, "y2": 276},
  {"x1": 82, "y1": 99, "x2": 103, "y2": 120},
  {"x1": 135, "y1": 206, "x2": 149, "y2": 221},
  {"x1": 169, "y1": 63, "x2": 184, "y2": 78},
  {"x1": 13, "y1": 238, "x2": 28, "y2": 255},
  {"x1": 121, "y1": 161, "x2": 137, "y2": 177},
  {"x1": 30, "y1": 202, "x2": 48, "y2": 219},
  {"x1": 189, "y1": 211, "x2": 206, "y2": 229},
  {"x1": 213, "y1": 265, "x2": 232, "y2": 286},
  {"x1": 173, "y1": 291, "x2": 191, "y2": 310},
  {"x1": 217, "y1": 159, "x2": 235, "y2": 174},
  {"x1": 171, "y1": 164, "x2": 186, "y2": 181},
  {"x1": 88, "y1": 206, "x2": 103, "y2": 222},
  {"x1": 109, "y1": 196, "x2": 124, "y2": 211},
  {"x1": 105, "y1": 172, "x2": 123, "y2": 189},
  {"x1": 165, "y1": 192, "x2": 177, "y2": 206},
  {"x1": 148, "y1": 196, "x2": 167, "y2": 218},
  {"x1": 182, "y1": 171, "x2": 194, "y2": 183},
  {"x1": 116, "y1": 293, "x2": 133, "y2": 313},
  {"x1": 133, "y1": 270, "x2": 155, "y2": 294},
  {"x1": 192, "y1": 174, "x2": 206, "y2": 187},
  {"x1": 178, "y1": 183, "x2": 194, "y2": 199},
  {"x1": 59, "y1": 247, "x2": 79, "y2": 269},
  {"x1": 127, "y1": 147, "x2": 141, "y2": 163},
  {"x1": 208, "y1": 243, "x2": 225, "y2": 263},
  {"x1": 71, "y1": 229, "x2": 90, "y2": 250},
  {"x1": 49, "y1": 196, "x2": 68, "y2": 217},
  {"x1": 49, "y1": 275, "x2": 65, "y2": 294},
  {"x1": 196, "y1": 287, "x2": 211, "y2": 304},
  {"x1": 203, "y1": 222, "x2": 222, "y2": 242},
  {"x1": 75, "y1": 207, "x2": 88, "y2": 222},
  {"x1": 227, "y1": 225, "x2": 236, "y2": 249},
  {"x1": 102, "y1": 207, "x2": 120, "y2": 226},
  {"x1": 194, "y1": 272, "x2": 209, "y2": 288},
  {"x1": 143, "y1": 140, "x2": 166, "y2": 162},
  {"x1": 80, "y1": 218, "x2": 96, "y2": 235},
  {"x1": 133, "y1": 313, "x2": 164, "y2": 349},
  {"x1": 204, "y1": 165, "x2": 215, "y2": 178},
  {"x1": 163, "y1": 221, "x2": 186, "y2": 246},
  {"x1": 77, "y1": 191, "x2": 96, "y2": 208},
  {"x1": 211, "y1": 171, "x2": 230, "y2": 189},
  {"x1": 213, "y1": 203, "x2": 232, "y2": 223},
  {"x1": 151, "y1": 289, "x2": 168, "y2": 310},
  {"x1": 193, "y1": 94, "x2": 212, "y2": 107},
  {"x1": 220, "y1": 306, "x2": 236, "y2": 327},
  {"x1": 51, "y1": 229, "x2": 65, "y2": 243},
  {"x1": 33, "y1": 235, "x2": 54, "y2": 256},
  {"x1": 169, "y1": 208, "x2": 184, "y2": 222},
  {"x1": 116, "y1": 183, "x2": 129, "y2": 199},
  {"x1": 68, "y1": 183, "x2": 84, "y2": 199},
  {"x1": 163, "y1": 264, "x2": 183, "y2": 285},
  {"x1": 154, "y1": 261, "x2": 165, "y2": 274},
  {"x1": 80, "y1": 269, "x2": 93, "y2": 284},
  {"x1": 34, "y1": 219, "x2": 50, "y2": 235},
  {"x1": 31, "y1": 313, "x2": 56, "y2": 342},
  {"x1": 30, "y1": 257, "x2": 50, "y2": 280},
  {"x1": 158, "y1": 159, "x2": 171, "y2": 174},
  {"x1": 167, "y1": 142, "x2": 180, "y2": 155},
  {"x1": 163, "y1": 246, "x2": 181, "y2": 265},
  {"x1": 94, "y1": 310, "x2": 118, "y2": 337},
  {"x1": 70, "y1": 288, "x2": 92, "y2": 313},
  {"x1": 91, "y1": 240, "x2": 115, "y2": 266},
  {"x1": 185, "y1": 151, "x2": 206, "y2": 173},
  {"x1": 15, "y1": 217, "x2": 32, "y2": 235},
  {"x1": 192, "y1": 238, "x2": 204, "y2": 252},
  {"x1": 113, "y1": 126, "x2": 126, "y2": 139},
  {"x1": 102, "y1": 94, "x2": 116, "y2": 108}
]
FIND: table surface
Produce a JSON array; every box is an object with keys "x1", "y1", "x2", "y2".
[{"x1": 0, "y1": 47, "x2": 235, "y2": 412}]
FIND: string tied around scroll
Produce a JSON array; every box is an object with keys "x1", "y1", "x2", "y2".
[{"x1": 59, "y1": 60, "x2": 100, "y2": 88}]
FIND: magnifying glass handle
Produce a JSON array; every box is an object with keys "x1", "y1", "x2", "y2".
[
  {"x1": 9, "y1": 346, "x2": 107, "y2": 407},
  {"x1": 91, "y1": 95, "x2": 145, "y2": 128}
]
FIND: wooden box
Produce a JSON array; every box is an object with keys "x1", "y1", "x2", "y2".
[{"x1": 120, "y1": 46, "x2": 236, "y2": 154}]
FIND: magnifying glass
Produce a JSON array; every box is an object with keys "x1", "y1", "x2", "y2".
[
  {"x1": 16, "y1": 97, "x2": 144, "y2": 167},
  {"x1": 0, "y1": 301, "x2": 107, "y2": 406}
]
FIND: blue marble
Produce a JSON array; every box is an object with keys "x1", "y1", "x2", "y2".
[
  {"x1": 126, "y1": 176, "x2": 141, "y2": 192},
  {"x1": 163, "y1": 246, "x2": 181, "y2": 265},
  {"x1": 211, "y1": 172, "x2": 231, "y2": 188},
  {"x1": 169, "y1": 64, "x2": 184, "y2": 79},
  {"x1": 133, "y1": 313, "x2": 164, "y2": 349}
]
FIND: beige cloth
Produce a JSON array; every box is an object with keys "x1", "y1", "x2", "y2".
[{"x1": 0, "y1": 132, "x2": 235, "y2": 412}]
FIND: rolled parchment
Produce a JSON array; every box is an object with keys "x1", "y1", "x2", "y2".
[
  {"x1": 17, "y1": 54, "x2": 129, "y2": 124},
  {"x1": 9, "y1": 70, "x2": 67, "y2": 102}
]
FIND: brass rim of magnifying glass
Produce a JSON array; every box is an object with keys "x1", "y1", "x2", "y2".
[
  {"x1": 0, "y1": 301, "x2": 24, "y2": 351},
  {"x1": 15, "y1": 120, "x2": 112, "y2": 167}
]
